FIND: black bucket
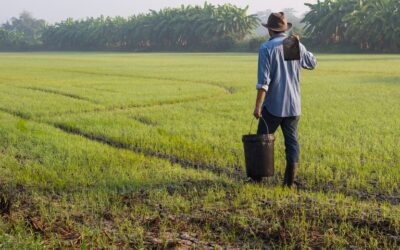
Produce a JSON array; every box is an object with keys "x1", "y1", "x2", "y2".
[{"x1": 242, "y1": 117, "x2": 275, "y2": 178}]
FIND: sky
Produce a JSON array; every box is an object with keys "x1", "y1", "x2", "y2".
[{"x1": 0, "y1": 0, "x2": 318, "y2": 24}]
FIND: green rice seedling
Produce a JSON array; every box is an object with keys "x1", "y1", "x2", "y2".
[{"x1": 0, "y1": 52, "x2": 399, "y2": 248}]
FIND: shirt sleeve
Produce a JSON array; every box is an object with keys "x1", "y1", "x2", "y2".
[
  {"x1": 256, "y1": 47, "x2": 271, "y2": 92},
  {"x1": 300, "y1": 43, "x2": 317, "y2": 70}
]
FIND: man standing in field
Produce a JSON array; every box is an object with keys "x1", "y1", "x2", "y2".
[{"x1": 253, "y1": 12, "x2": 317, "y2": 187}]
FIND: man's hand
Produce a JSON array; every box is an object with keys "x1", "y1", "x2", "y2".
[
  {"x1": 254, "y1": 89, "x2": 266, "y2": 119},
  {"x1": 253, "y1": 106, "x2": 262, "y2": 119}
]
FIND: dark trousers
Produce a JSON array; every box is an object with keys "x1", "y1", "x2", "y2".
[{"x1": 257, "y1": 108, "x2": 300, "y2": 163}]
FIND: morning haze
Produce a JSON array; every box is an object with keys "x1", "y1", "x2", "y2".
[{"x1": 1, "y1": 0, "x2": 317, "y2": 23}]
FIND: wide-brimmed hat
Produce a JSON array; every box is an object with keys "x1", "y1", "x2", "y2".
[{"x1": 262, "y1": 12, "x2": 292, "y2": 32}]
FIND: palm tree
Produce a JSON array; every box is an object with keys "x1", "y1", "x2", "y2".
[
  {"x1": 40, "y1": 3, "x2": 261, "y2": 51},
  {"x1": 302, "y1": 0, "x2": 399, "y2": 52}
]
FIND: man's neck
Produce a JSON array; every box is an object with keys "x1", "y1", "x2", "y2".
[{"x1": 269, "y1": 33, "x2": 287, "y2": 40}]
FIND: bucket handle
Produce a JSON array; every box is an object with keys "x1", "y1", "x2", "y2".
[{"x1": 249, "y1": 116, "x2": 270, "y2": 135}]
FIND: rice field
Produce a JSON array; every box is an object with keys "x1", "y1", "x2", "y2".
[{"x1": 0, "y1": 52, "x2": 399, "y2": 249}]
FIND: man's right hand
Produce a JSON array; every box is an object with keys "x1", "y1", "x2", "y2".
[
  {"x1": 253, "y1": 106, "x2": 262, "y2": 119},
  {"x1": 254, "y1": 89, "x2": 266, "y2": 119}
]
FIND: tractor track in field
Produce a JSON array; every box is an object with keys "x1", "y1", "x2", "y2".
[
  {"x1": 44, "y1": 91, "x2": 228, "y2": 117},
  {"x1": 0, "y1": 107, "x2": 245, "y2": 180},
  {"x1": 293, "y1": 179, "x2": 400, "y2": 206},
  {"x1": 56, "y1": 68, "x2": 237, "y2": 94},
  {"x1": 22, "y1": 86, "x2": 100, "y2": 104},
  {"x1": 1, "y1": 68, "x2": 237, "y2": 117},
  {"x1": 52, "y1": 123, "x2": 246, "y2": 180},
  {"x1": 1, "y1": 108, "x2": 399, "y2": 205},
  {"x1": 0, "y1": 86, "x2": 228, "y2": 118}
]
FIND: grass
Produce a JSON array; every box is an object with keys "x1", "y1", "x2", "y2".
[{"x1": 0, "y1": 52, "x2": 399, "y2": 249}]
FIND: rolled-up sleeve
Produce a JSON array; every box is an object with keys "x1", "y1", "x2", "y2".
[
  {"x1": 300, "y1": 43, "x2": 317, "y2": 70},
  {"x1": 256, "y1": 47, "x2": 271, "y2": 92}
]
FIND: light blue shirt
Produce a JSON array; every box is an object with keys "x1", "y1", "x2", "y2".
[{"x1": 256, "y1": 33, "x2": 317, "y2": 117}]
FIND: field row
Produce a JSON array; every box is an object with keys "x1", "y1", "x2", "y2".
[
  {"x1": 0, "y1": 53, "x2": 399, "y2": 248},
  {"x1": 0, "y1": 111, "x2": 399, "y2": 248},
  {"x1": 0, "y1": 53, "x2": 399, "y2": 200},
  {"x1": 2, "y1": 89, "x2": 399, "y2": 203}
]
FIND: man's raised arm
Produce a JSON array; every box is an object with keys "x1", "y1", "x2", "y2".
[{"x1": 300, "y1": 43, "x2": 317, "y2": 70}]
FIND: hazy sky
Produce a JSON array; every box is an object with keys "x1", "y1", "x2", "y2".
[{"x1": 1, "y1": 0, "x2": 318, "y2": 24}]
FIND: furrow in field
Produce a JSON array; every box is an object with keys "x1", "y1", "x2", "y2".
[
  {"x1": 1, "y1": 107, "x2": 399, "y2": 205},
  {"x1": 3, "y1": 103, "x2": 398, "y2": 205},
  {"x1": 0, "y1": 82, "x2": 230, "y2": 118},
  {"x1": 51, "y1": 123, "x2": 245, "y2": 180},
  {"x1": 0, "y1": 107, "x2": 31, "y2": 119},
  {"x1": 58, "y1": 68, "x2": 237, "y2": 94},
  {"x1": 44, "y1": 91, "x2": 229, "y2": 117},
  {"x1": 0, "y1": 107, "x2": 245, "y2": 180},
  {"x1": 294, "y1": 179, "x2": 400, "y2": 206},
  {"x1": 2, "y1": 103, "x2": 399, "y2": 205},
  {"x1": 22, "y1": 86, "x2": 100, "y2": 104},
  {"x1": 4, "y1": 101, "x2": 400, "y2": 205}
]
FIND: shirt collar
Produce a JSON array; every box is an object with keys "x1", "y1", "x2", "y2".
[{"x1": 268, "y1": 33, "x2": 287, "y2": 41}]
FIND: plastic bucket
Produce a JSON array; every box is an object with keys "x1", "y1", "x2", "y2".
[{"x1": 242, "y1": 117, "x2": 275, "y2": 178}]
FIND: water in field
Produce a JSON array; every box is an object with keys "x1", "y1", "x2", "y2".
[{"x1": 0, "y1": 53, "x2": 399, "y2": 248}]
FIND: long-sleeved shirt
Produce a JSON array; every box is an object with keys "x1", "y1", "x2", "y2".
[{"x1": 256, "y1": 33, "x2": 317, "y2": 117}]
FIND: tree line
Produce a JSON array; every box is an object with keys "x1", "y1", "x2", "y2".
[
  {"x1": 1, "y1": 3, "x2": 259, "y2": 51},
  {"x1": 0, "y1": 11, "x2": 45, "y2": 50},
  {"x1": 302, "y1": 0, "x2": 400, "y2": 52},
  {"x1": 1, "y1": 1, "x2": 399, "y2": 52}
]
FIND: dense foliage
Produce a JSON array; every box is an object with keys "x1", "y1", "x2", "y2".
[
  {"x1": 42, "y1": 3, "x2": 258, "y2": 51},
  {"x1": 0, "y1": 11, "x2": 45, "y2": 50},
  {"x1": 302, "y1": 0, "x2": 400, "y2": 52},
  {"x1": 1, "y1": 1, "x2": 400, "y2": 52}
]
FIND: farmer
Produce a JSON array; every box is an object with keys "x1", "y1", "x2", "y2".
[{"x1": 253, "y1": 12, "x2": 317, "y2": 187}]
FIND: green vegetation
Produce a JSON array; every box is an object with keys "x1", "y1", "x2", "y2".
[
  {"x1": 0, "y1": 12, "x2": 46, "y2": 50},
  {"x1": 44, "y1": 3, "x2": 259, "y2": 51},
  {"x1": 1, "y1": 4, "x2": 259, "y2": 52},
  {"x1": 0, "y1": 52, "x2": 399, "y2": 248},
  {"x1": 303, "y1": 0, "x2": 400, "y2": 52},
  {"x1": 2, "y1": 1, "x2": 400, "y2": 53}
]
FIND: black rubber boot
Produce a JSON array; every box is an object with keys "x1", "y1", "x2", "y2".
[{"x1": 283, "y1": 162, "x2": 298, "y2": 188}]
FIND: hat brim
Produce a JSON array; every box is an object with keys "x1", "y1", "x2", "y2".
[{"x1": 262, "y1": 22, "x2": 292, "y2": 32}]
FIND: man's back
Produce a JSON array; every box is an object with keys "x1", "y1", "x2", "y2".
[{"x1": 257, "y1": 33, "x2": 317, "y2": 117}]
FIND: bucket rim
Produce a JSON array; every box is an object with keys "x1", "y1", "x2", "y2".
[{"x1": 242, "y1": 133, "x2": 275, "y2": 142}]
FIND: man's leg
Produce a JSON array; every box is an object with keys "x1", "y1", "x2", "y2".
[
  {"x1": 281, "y1": 116, "x2": 300, "y2": 187},
  {"x1": 257, "y1": 108, "x2": 281, "y2": 135}
]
